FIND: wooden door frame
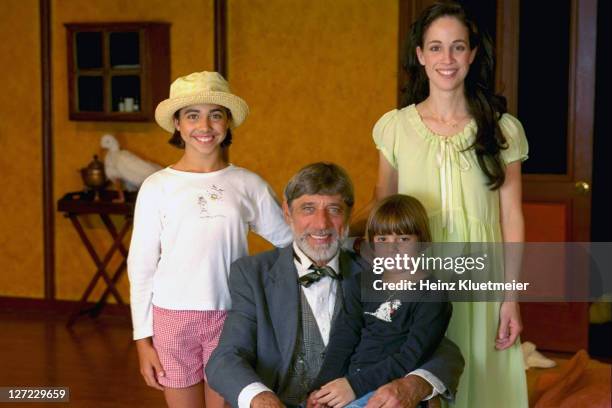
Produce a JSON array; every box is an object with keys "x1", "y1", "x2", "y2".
[
  {"x1": 568, "y1": 0, "x2": 597, "y2": 241},
  {"x1": 214, "y1": 0, "x2": 228, "y2": 78},
  {"x1": 398, "y1": 0, "x2": 436, "y2": 106},
  {"x1": 494, "y1": 0, "x2": 598, "y2": 352},
  {"x1": 41, "y1": 0, "x2": 54, "y2": 300},
  {"x1": 497, "y1": 0, "x2": 597, "y2": 187},
  {"x1": 495, "y1": 0, "x2": 519, "y2": 114}
]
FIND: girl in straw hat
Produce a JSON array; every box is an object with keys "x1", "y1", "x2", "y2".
[{"x1": 128, "y1": 71, "x2": 292, "y2": 407}]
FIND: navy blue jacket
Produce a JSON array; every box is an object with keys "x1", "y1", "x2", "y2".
[{"x1": 313, "y1": 272, "x2": 452, "y2": 398}]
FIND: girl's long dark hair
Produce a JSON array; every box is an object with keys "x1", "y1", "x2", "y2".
[{"x1": 402, "y1": 1, "x2": 508, "y2": 190}]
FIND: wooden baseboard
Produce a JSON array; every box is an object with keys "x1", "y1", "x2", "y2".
[{"x1": 0, "y1": 296, "x2": 130, "y2": 317}]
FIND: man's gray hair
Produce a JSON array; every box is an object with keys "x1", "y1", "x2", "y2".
[{"x1": 284, "y1": 162, "x2": 354, "y2": 210}]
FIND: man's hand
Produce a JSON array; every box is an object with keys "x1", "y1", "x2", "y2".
[
  {"x1": 313, "y1": 378, "x2": 356, "y2": 408},
  {"x1": 496, "y1": 301, "x2": 523, "y2": 350},
  {"x1": 306, "y1": 391, "x2": 323, "y2": 408},
  {"x1": 251, "y1": 391, "x2": 285, "y2": 408},
  {"x1": 365, "y1": 375, "x2": 432, "y2": 408},
  {"x1": 135, "y1": 338, "x2": 165, "y2": 391}
]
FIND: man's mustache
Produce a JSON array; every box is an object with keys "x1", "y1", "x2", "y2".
[{"x1": 298, "y1": 229, "x2": 339, "y2": 243}]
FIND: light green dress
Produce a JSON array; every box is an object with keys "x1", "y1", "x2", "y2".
[{"x1": 373, "y1": 104, "x2": 529, "y2": 408}]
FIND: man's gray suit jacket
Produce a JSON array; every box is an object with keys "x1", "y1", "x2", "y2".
[{"x1": 206, "y1": 245, "x2": 464, "y2": 407}]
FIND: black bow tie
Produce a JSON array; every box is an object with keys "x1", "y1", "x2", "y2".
[{"x1": 298, "y1": 265, "x2": 341, "y2": 288}]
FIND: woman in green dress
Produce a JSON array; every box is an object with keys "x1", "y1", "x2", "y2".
[{"x1": 356, "y1": 2, "x2": 529, "y2": 407}]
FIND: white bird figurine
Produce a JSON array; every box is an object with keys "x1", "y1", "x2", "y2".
[{"x1": 100, "y1": 134, "x2": 162, "y2": 201}]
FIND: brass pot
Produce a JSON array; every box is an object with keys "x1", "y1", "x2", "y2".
[{"x1": 81, "y1": 155, "x2": 107, "y2": 189}]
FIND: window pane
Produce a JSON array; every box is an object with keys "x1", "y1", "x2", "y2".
[
  {"x1": 109, "y1": 32, "x2": 140, "y2": 67},
  {"x1": 77, "y1": 76, "x2": 104, "y2": 112},
  {"x1": 111, "y1": 76, "x2": 141, "y2": 112},
  {"x1": 76, "y1": 32, "x2": 102, "y2": 69},
  {"x1": 518, "y1": 0, "x2": 571, "y2": 174}
]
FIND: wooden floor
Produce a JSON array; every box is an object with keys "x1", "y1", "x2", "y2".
[
  {"x1": 0, "y1": 310, "x2": 166, "y2": 407},
  {"x1": 1, "y1": 309, "x2": 609, "y2": 407}
]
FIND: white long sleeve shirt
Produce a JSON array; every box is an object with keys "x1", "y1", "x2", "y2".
[{"x1": 127, "y1": 165, "x2": 292, "y2": 340}]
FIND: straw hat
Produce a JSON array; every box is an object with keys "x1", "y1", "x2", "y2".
[{"x1": 155, "y1": 71, "x2": 249, "y2": 133}]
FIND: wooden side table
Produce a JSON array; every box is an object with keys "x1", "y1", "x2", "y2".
[{"x1": 57, "y1": 191, "x2": 135, "y2": 326}]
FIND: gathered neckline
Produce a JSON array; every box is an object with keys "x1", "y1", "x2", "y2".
[{"x1": 405, "y1": 104, "x2": 476, "y2": 144}]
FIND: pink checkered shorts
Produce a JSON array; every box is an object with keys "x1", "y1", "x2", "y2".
[{"x1": 152, "y1": 305, "x2": 227, "y2": 388}]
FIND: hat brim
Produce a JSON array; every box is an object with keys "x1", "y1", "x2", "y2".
[{"x1": 155, "y1": 91, "x2": 249, "y2": 133}]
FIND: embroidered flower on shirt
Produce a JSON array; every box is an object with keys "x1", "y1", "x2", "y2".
[
  {"x1": 198, "y1": 185, "x2": 225, "y2": 218},
  {"x1": 364, "y1": 299, "x2": 402, "y2": 322},
  {"x1": 206, "y1": 184, "x2": 224, "y2": 200}
]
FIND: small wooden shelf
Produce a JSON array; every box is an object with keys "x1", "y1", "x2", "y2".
[{"x1": 65, "y1": 22, "x2": 170, "y2": 122}]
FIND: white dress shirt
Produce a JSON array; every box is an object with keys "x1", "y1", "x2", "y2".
[{"x1": 292, "y1": 242, "x2": 340, "y2": 345}]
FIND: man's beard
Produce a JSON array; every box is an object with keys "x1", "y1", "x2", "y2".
[{"x1": 294, "y1": 227, "x2": 348, "y2": 265}]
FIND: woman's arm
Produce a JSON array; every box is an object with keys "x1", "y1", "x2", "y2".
[
  {"x1": 350, "y1": 152, "x2": 399, "y2": 237},
  {"x1": 500, "y1": 161, "x2": 524, "y2": 243},
  {"x1": 496, "y1": 160, "x2": 524, "y2": 350}
]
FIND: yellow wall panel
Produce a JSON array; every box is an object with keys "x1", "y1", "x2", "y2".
[
  {"x1": 228, "y1": 0, "x2": 398, "y2": 253},
  {"x1": 1, "y1": 0, "x2": 398, "y2": 301},
  {"x1": 0, "y1": 0, "x2": 44, "y2": 298},
  {"x1": 52, "y1": 0, "x2": 215, "y2": 300}
]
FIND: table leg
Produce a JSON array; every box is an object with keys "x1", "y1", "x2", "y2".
[
  {"x1": 66, "y1": 215, "x2": 130, "y2": 326},
  {"x1": 98, "y1": 215, "x2": 131, "y2": 306}
]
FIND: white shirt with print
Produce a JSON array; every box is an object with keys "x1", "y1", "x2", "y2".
[{"x1": 128, "y1": 165, "x2": 292, "y2": 340}]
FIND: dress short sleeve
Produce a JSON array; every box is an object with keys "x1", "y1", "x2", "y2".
[
  {"x1": 372, "y1": 109, "x2": 400, "y2": 169},
  {"x1": 499, "y1": 113, "x2": 529, "y2": 164}
]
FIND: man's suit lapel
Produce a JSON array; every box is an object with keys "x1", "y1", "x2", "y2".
[{"x1": 265, "y1": 245, "x2": 300, "y2": 379}]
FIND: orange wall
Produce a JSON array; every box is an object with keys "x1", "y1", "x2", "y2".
[
  {"x1": 227, "y1": 0, "x2": 398, "y2": 251},
  {"x1": 0, "y1": 0, "x2": 44, "y2": 297},
  {"x1": 1, "y1": 0, "x2": 398, "y2": 300}
]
